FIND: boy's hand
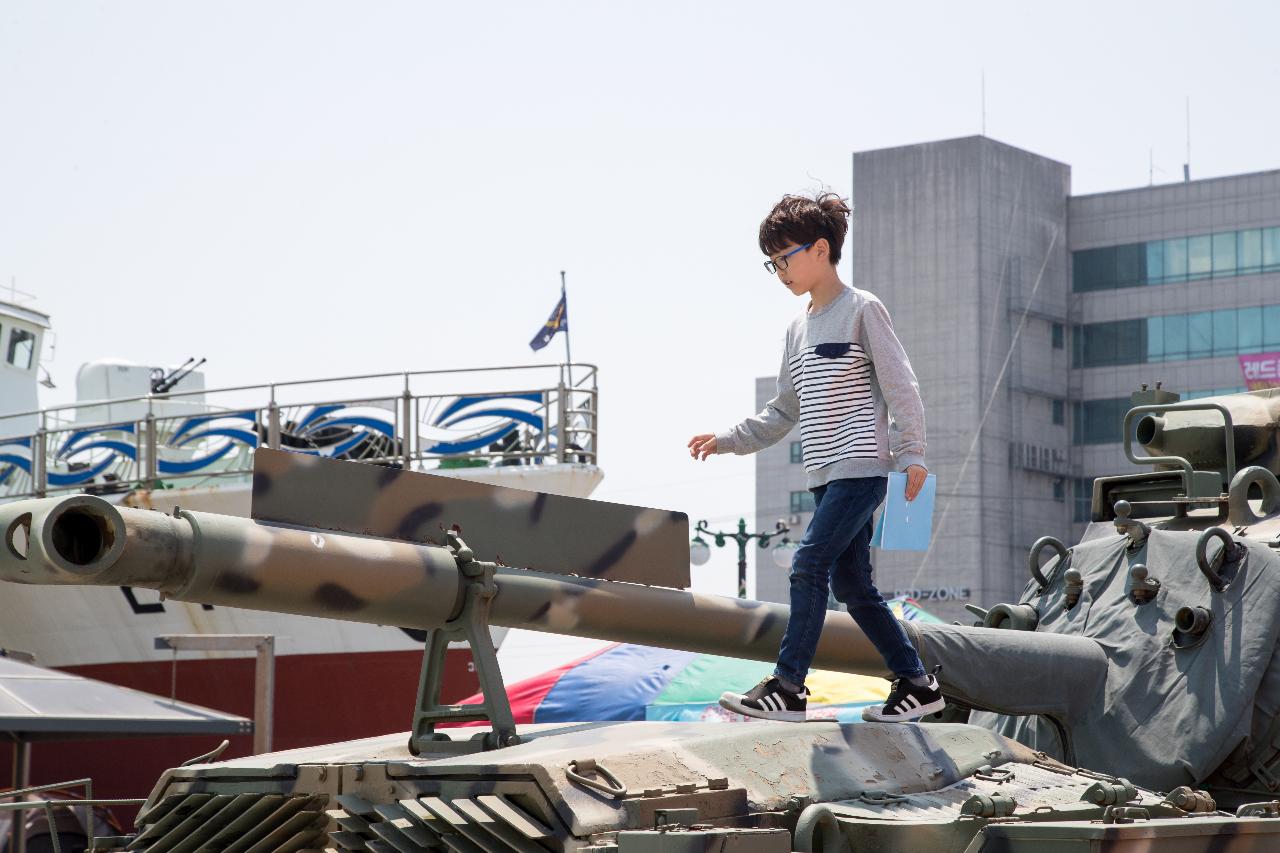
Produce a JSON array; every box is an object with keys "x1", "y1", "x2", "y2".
[
  {"x1": 904, "y1": 464, "x2": 928, "y2": 501},
  {"x1": 688, "y1": 434, "x2": 718, "y2": 461}
]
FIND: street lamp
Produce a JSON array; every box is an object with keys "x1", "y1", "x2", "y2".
[
  {"x1": 691, "y1": 518, "x2": 790, "y2": 599},
  {"x1": 771, "y1": 538, "x2": 800, "y2": 569}
]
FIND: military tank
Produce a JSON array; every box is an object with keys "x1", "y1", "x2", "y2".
[{"x1": 3, "y1": 386, "x2": 1280, "y2": 852}]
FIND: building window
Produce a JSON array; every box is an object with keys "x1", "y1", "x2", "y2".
[
  {"x1": 1053, "y1": 478, "x2": 1065, "y2": 502},
  {"x1": 1073, "y1": 398, "x2": 1130, "y2": 445},
  {"x1": 790, "y1": 490, "x2": 816, "y2": 514},
  {"x1": 789, "y1": 441, "x2": 803, "y2": 464},
  {"x1": 1073, "y1": 478, "x2": 1093, "y2": 523},
  {"x1": 1072, "y1": 226, "x2": 1280, "y2": 291},
  {"x1": 7, "y1": 328, "x2": 35, "y2": 370},
  {"x1": 1052, "y1": 322, "x2": 1064, "y2": 349},
  {"x1": 1052, "y1": 399, "x2": 1065, "y2": 425},
  {"x1": 1074, "y1": 305, "x2": 1280, "y2": 369}
]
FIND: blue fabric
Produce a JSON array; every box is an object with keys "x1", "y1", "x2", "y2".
[
  {"x1": 645, "y1": 701, "x2": 874, "y2": 722},
  {"x1": 529, "y1": 291, "x2": 569, "y2": 351},
  {"x1": 775, "y1": 476, "x2": 925, "y2": 685},
  {"x1": 534, "y1": 644, "x2": 696, "y2": 722}
]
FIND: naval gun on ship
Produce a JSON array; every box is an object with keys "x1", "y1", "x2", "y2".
[{"x1": 5, "y1": 392, "x2": 1280, "y2": 853}]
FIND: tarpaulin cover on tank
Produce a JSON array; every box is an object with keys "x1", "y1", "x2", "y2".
[{"x1": 967, "y1": 530, "x2": 1280, "y2": 792}]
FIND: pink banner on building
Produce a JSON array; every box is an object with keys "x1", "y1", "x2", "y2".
[{"x1": 1240, "y1": 352, "x2": 1280, "y2": 390}]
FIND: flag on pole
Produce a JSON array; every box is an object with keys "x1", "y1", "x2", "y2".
[{"x1": 529, "y1": 290, "x2": 569, "y2": 351}]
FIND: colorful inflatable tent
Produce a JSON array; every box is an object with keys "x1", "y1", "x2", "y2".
[{"x1": 464, "y1": 598, "x2": 942, "y2": 723}]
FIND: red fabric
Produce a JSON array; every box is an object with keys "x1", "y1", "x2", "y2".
[{"x1": 453, "y1": 643, "x2": 618, "y2": 725}]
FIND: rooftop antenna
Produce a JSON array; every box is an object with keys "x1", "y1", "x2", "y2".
[
  {"x1": 1183, "y1": 96, "x2": 1191, "y2": 182},
  {"x1": 5, "y1": 277, "x2": 36, "y2": 306},
  {"x1": 981, "y1": 68, "x2": 986, "y2": 136}
]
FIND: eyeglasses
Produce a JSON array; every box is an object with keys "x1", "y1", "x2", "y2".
[{"x1": 763, "y1": 243, "x2": 812, "y2": 274}]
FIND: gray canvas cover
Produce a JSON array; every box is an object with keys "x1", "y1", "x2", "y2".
[{"x1": 965, "y1": 529, "x2": 1280, "y2": 792}]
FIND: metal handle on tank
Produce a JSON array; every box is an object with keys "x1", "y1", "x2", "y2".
[
  {"x1": 793, "y1": 804, "x2": 851, "y2": 853},
  {"x1": 566, "y1": 759, "x2": 628, "y2": 799},
  {"x1": 1195, "y1": 528, "x2": 1237, "y2": 592},
  {"x1": 1228, "y1": 466, "x2": 1280, "y2": 526},
  {"x1": 1029, "y1": 537, "x2": 1069, "y2": 589}
]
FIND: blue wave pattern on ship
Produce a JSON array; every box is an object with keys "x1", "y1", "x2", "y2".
[{"x1": 0, "y1": 394, "x2": 548, "y2": 489}]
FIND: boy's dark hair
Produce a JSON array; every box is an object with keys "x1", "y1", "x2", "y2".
[{"x1": 758, "y1": 192, "x2": 852, "y2": 266}]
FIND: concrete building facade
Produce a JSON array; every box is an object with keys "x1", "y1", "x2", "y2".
[{"x1": 754, "y1": 136, "x2": 1280, "y2": 623}]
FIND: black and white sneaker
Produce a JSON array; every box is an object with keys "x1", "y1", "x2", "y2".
[
  {"x1": 719, "y1": 676, "x2": 811, "y2": 721},
  {"x1": 861, "y1": 670, "x2": 945, "y2": 723}
]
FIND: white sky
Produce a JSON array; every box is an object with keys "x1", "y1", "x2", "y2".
[{"x1": 3, "y1": 1, "x2": 1278, "y2": 597}]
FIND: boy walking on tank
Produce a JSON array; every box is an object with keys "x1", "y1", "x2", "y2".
[{"x1": 688, "y1": 192, "x2": 944, "y2": 723}]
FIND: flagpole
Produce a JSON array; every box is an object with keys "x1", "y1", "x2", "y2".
[{"x1": 560, "y1": 270, "x2": 573, "y2": 384}]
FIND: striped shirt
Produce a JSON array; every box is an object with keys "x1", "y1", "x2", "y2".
[
  {"x1": 716, "y1": 286, "x2": 926, "y2": 489},
  {"x1": 790, "y1": 341, "x2": 878, "y2": 471}
]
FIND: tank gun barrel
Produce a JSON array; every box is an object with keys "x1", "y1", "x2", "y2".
[{"x1": 0, "y1": 494, "x2": 1106, "y2": 720}]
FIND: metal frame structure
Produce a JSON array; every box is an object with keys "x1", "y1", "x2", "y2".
[
  {"x1": 0, "y1": 363, "x2": 597, "y2": 500},
  {"x1": 0, "y1": 777, "x2": 145, "y2": 853},
  {"x1": 153, "y1": 635, "x2": 274, "y2": 755}
]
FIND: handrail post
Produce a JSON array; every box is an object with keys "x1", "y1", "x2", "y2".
[
  {"x1": 134, "y1": 418, "x2": 147, "y2": 489},
  {"x1": 590, "y1": 385, "x2": 598, "y2": 464},
  {"x1": 556, "y1": 379, "x2": 568, "y2": 463},
  {"x1": 144, "y1": 412, "x2": 158, "y2": 485},
  {"x1": 254, "y1": 636, "x2": 275, "y2": 755},
  {"x1": 32, "y1": 427, "x2": 46, "y2": 499},
  {"x1": 12, "y1": 740, "x2": 30, "y2": 853},
  {"x1": 401, "y1": 383, "x2": 413, "y2": 472},
  {"x1": 267, "y1": 392, "x2": 281, "y2": 451}
]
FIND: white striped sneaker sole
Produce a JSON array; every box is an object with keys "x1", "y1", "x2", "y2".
[
  {"x1": 718, "y1": 691, "x2": 808, "y2": 722},
  {"x1": 861, "y1": 693, "x2": 946, "y2": 723}
]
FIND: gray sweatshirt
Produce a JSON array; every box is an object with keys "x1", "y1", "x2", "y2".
[{"x1": 715, "y1": 285, "x2": 926, "y2": 489}]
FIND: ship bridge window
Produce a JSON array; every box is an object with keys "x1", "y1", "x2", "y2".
[{"x1": 7, "y1": 328, "x2": 34, "y2": 370}]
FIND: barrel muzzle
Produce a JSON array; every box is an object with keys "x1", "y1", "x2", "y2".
[
  {"x1": 1135, "y1": 414, "x2": 1164, "y2": 448},
  {"x1": 0, "y1": 495, "x2": 126, "y2": 584}
]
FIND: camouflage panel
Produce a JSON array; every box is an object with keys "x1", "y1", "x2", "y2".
[{"x1": 252, "y1": 448, "x2": 691, "y2": 587}]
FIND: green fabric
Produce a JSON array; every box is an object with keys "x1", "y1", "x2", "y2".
[{"x1": 653, "y1": 655, "x2": 770, "y2": 704}]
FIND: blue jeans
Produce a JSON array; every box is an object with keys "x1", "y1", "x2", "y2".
[{"x1": 774, "y1": 476, "x2": 925, "y2": 686}]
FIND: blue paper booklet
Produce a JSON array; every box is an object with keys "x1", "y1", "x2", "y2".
[{"x1": 870, "y1": 472, "x2": 937, "y2": 551}]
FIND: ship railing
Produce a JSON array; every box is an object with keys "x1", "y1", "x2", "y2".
[
  {"x1": 0, "y1": 363, "x2": 597, "y2": 500},
  {"x1": 0, "y1": 776, "x2": 145, "y2": 853}
]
